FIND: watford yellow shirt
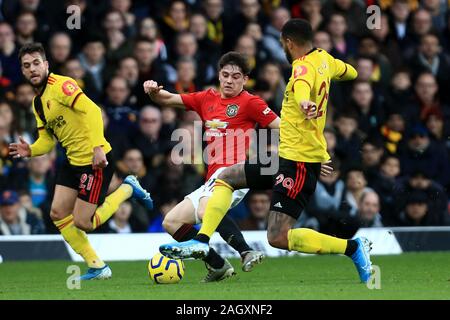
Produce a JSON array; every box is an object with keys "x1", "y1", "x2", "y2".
[
  {"x1": 30, "y1": 73, "x2": 111, "y2": 166},
  {"x1": 279, "y1": 48, "x2": 357, "y2": 163}
]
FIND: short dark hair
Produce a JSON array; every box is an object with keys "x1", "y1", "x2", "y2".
[
  {"x1": 18, "y1": 42, "x2": 46, "y2": 62},
  {"x1": 218, "y1": 51, "x2": 251, "y2": 75},
  {"x1": 281, "y1": 19, "x2": 313, "y2": 45}
]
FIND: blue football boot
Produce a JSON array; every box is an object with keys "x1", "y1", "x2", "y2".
[
  {"x1": 351, "y1": 237, "x2": 373, "y2": 283},
  {"x1": 123, "y1": 175, "x2": 154, "y2": 210},
  {"x1": 79, "y1": 265, "x2": 112, "y2": 280}
]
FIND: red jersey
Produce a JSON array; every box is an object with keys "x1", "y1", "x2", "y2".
[{"x1": 181, "y1": 89, "x2": 277, "y2": 180}]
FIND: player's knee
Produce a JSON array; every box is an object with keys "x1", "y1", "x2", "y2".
[
  {"x1": 73, "y1": 216, "x2": 93, "y2": 232},
  {"x1": 217, "y1": 170, "x2": 233, "y2": 185},
  {"x1": 267, "y1": 228, "x2": 289, "y2": 250},
  {"x1": 50, "y1": 207, "x2": 68, "y2": 221},
  {"x1": 197, "y1": 208, "x2": 205, "y2": 221},
  {"x1": 162, "y1": 215, "x2": 177, "y2": 234}
]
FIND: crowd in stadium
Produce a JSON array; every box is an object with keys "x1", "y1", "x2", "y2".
[{"x1": 0, "y1": 0, "x2": 449, "y2": 237}]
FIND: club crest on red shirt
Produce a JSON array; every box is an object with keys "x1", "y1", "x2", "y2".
[{"x1": 226, "y1": 104, "x2": 239, "y2": 117}]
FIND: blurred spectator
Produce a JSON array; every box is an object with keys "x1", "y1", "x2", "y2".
[
  {"x1": 257, "y1": 61, "x2": 285, "y2": 112},
  {"x1": 110, "y1": 0, "x2": 136, "y2": 34},
  {"x1": 189, "y1": 13, "x2": 221, "y2": 64},
  {"x1": 134, "y1": 38, "x2": 172, "y2": 98},
  {"x1": 326, "y1": 13, "x2": 358, "y2": 60},
  {"x1": 173, "y1": 57, "x2": 198, "y2": 94},
  {"x1": 324, "y1": 127, "x2": 337, "y2": 159},
  {"x1": 0, "y1": 116, "x2": 13, "y2": 189},
  {"x1": 238, "y1": 190, "x2": 270, "y2": 230},
  {"x1": 389, "y1": 0, "x2": 412, "y2": 45},
  {"x1": 424, "y1": 107, "x2": 450, "y2": 151},
  {"x1": 307, "y1": 157, "x2": 345, "y2": 230},
  {"x1": 371, "y1": 13, "x2": 403, "y2": 70},
  {"x1": 380, "y1": 111, "x2": 405, "y2": 154},
  {"x1": 78, "y1": 36, "x2": 108, "y2": 98},
  {"x1": 116, "y1": 56, "x2": 141, "y2": 107},
  {"x1": 262, "y1": 6, "x2": 290, "y2": 66},
  {"x1": 139, "y1": 17, "x2": 168, "y2": 61},
  {"x1": 313, "y1": 30, "x2": 332, "y2": 52},
  {"x1": 12, "y1": 82, "x2": 36, "y2": 132},
  {"x1": 11, "y1": 154, "x2": 54, "y2": 209},
  {"x1": 370, "y1": 155, "x2": 401, "y2": 224},
  {"x1": 409, "y1": 72, "x2": 449, "y2": 123},
  {"x1": 322, "y1": 0, "x2": 366, "y2": 37},
  {"x1": 341, "y1": 166, "x2": 373, "y2": 217},
  {"x1": 201, "y1": 0, "x2": 225, "y2": 46},
  {"x1": 394, "y1": 170, "x2": 448, "y2": 225},
  {"x1": 103, "y1": 76, "x2": 137, "y2": 133},
  {"x1": 398, "y1": 190, "x2": 446, "y2": 226},
  {"x1": 101, "y1": 108, "x2": 130, "y2": 163},
  {"x1": 130, "y1": 106, "x2": 172, "y2": 169},
  {"x1": 0, "y1": 100, "x2": 32, "y2": 144},
  {"x1": 361, "y1": 137, "x2": 385, "y2": 185},
  {"x1": 244, "y1": 22, "x2": 270, "y2": 65},
  {"x1": 174, "y1": 32, "x2": 214, "y2": 86},
  {"x1": 409, "y1": 33, "x2": 450, "y2": 104},
  {"x1": 15, "y1": 11, "x2": 38, "y2": 46},
  {"x1": 234, "y1": 34, "x2": 262, "y2": 90},
  {"x1": 349, "y1": 80, "x2": 384, "y2": 135},
  {"x1": 0, "y1": 22, "x2": 22, "y2": 85},
  {"x1": 357, "y1": 35, "x2": 392, "y2": 89},
  {"x1": 398, "y1": 124, "x2": 450, "y2": 187},
  {"x1": 158, "y1": 0, "x2": 190, "y2": 47},
  {"x1": 102, "y1": 10, "x2": 134, "y2": 64},
  {"x1": 224, "y1": 0, "x2": 267, "y2": 51},
  {"x1": 48, "y1": 32, "x2": 72, "y2": 74},
  {"x1": 422, "y1": 0, "x2": 447, "y2": 31},
  {"x1": 334, "y1": 111, "x2": 363, "y2": 165},
  {"x1": 384, "y1": 68, "x2": 416, "y2": 124},
  {"x1": 18, "y1": 190, "x2": 43, "y2": 220},
  {"x1": 300, "y1": 0, "x2": 323, "y2": 31},
  {"x1": 0, "y1": 190, "x2": 45, "y2": 235}
]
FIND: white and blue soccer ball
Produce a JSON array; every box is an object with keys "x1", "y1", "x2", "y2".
[{"x1": 148, "y1": 253, "x2": 185, "y2": 284}]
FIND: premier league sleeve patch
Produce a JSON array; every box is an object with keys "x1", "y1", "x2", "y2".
[{"x1": 226, "y1": 104, "x2": 239, "y2": 117}]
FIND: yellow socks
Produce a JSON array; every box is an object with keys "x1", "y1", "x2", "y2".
[
  {"x1": 198, "y1": 179, "x2": 233, "y2": 238},
  {"x1": 54, "y1": 215, "x2": 105, "y2": 268},
  {"x1": 92, "y1": 184, "x2": 132, "y2": 229},
  {"x1": 287, "y1": 228, "x2": 347, "y2": 254}
]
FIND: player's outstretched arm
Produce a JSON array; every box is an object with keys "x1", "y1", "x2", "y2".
[
  {"x1": 143, "y1": 80, "x2": 185, "y2": 109},
  {"x1": 332, "y1": 58, "x2": 358, "y2": 81},
  {"x1": 9, "y1": 131, "x2": 55, "y2": 158}
]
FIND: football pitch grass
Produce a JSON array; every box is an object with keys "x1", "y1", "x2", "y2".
[{"x1": 1, "y1": 252, "x2": 450, "y2": 300}]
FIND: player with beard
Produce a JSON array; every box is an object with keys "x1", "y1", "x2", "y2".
[{"x1": 9, "y1": 43, "x2": 154, "y2": 280}]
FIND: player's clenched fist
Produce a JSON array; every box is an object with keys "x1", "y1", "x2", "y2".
[
  {"x1": 300, "y1": 101, "x2": 318, "y2": 120},
  {"x1": 143, "y1": 80, "x2": 163, "y2": 95}
]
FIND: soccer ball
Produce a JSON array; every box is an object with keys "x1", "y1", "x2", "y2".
[{"x1": 148, "y1": 253, "x2": 185, "y2": 284}]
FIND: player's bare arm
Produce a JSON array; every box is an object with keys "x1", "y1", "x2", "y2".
[
  {"x1": 143, "y1": 80, "x2": 185, "y2": 108},
  {"x1": 8, "y1": 136, "x2": 31, "y2": 159},
  {"x1": 267, "y1": 117, "x2": 281, "y2": 129}
]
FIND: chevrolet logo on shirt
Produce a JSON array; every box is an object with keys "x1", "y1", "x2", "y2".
[{"x1": 205, "y1": 119, "x2": 228, "y2": 130}]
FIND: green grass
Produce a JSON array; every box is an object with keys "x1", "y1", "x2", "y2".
[{"x1": 1, "y1": 252, "x2": 450, "y2": 299}]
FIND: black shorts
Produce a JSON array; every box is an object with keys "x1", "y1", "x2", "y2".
[
  {"x1": 245, "y1": 157, "x2": 321, "y2": 219},
  {"x1": 55, "y1": 152, "x2": 115, "y2": 205}
]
